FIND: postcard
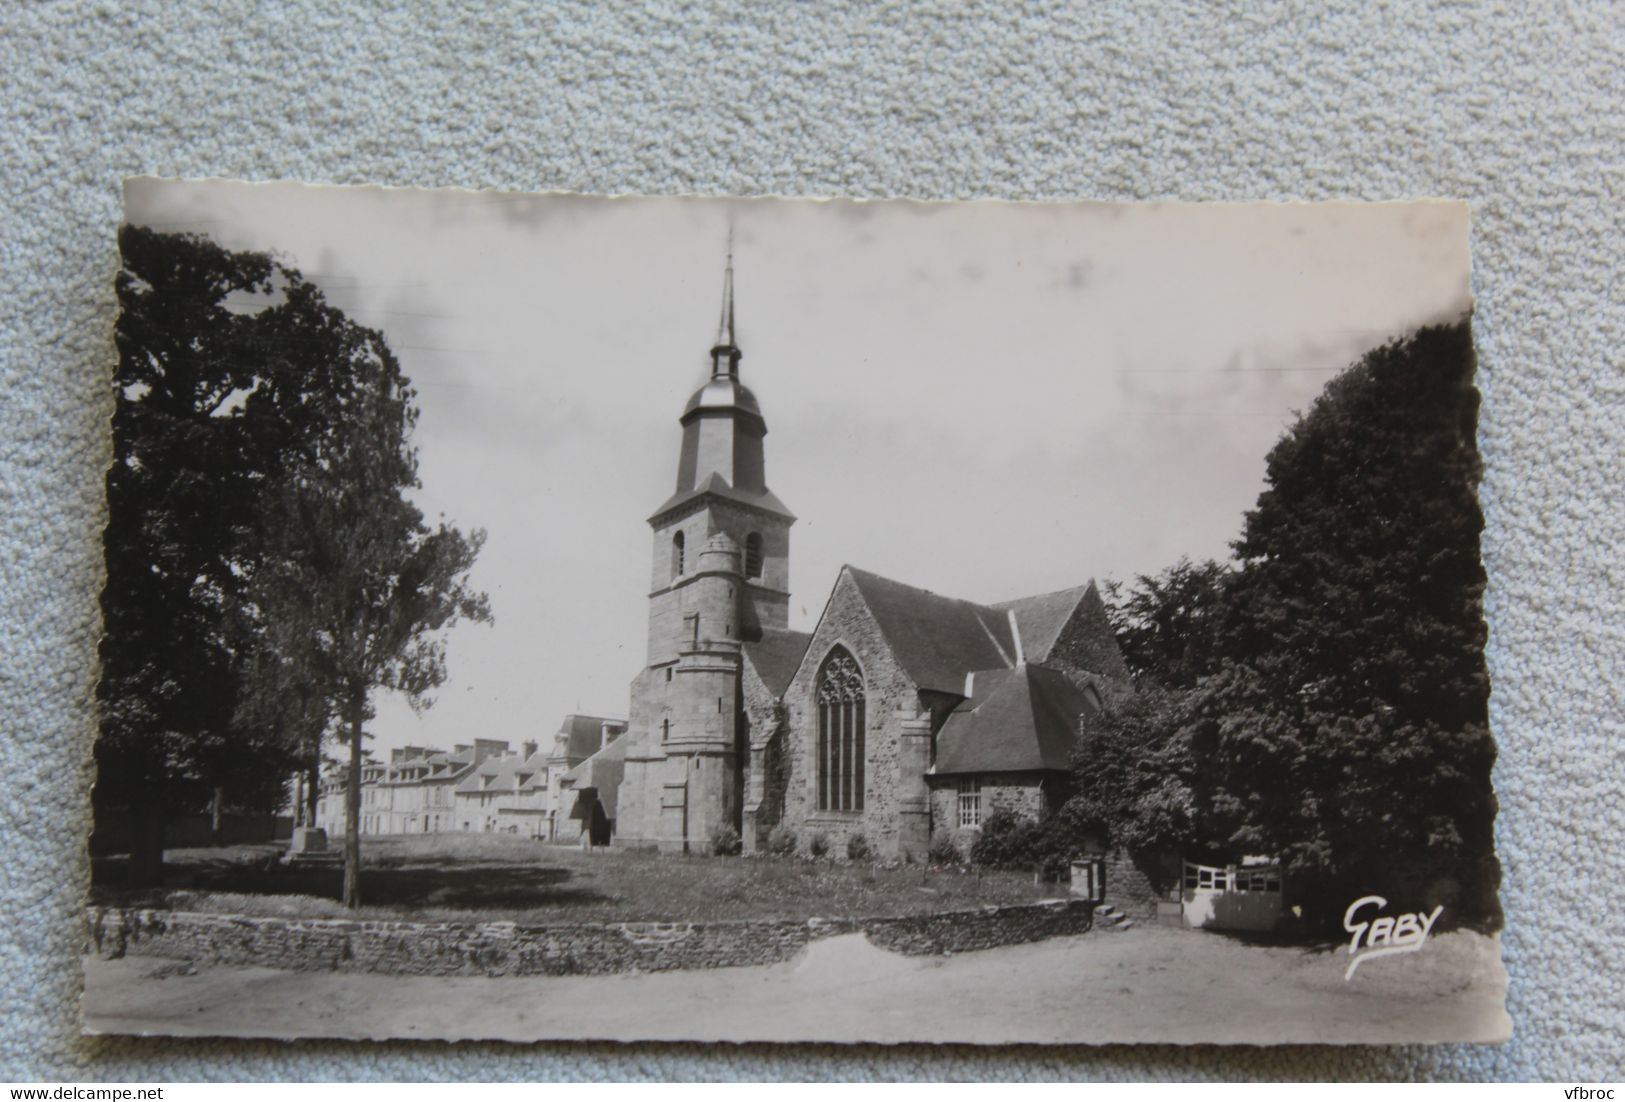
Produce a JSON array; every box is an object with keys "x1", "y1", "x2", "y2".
[{"x1": 84, "y1": 182, "x2": 1506, "y2": 1044}]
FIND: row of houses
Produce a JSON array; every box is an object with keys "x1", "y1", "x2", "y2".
[{"x1": 312, "y1": 714, "x2": 628, "y2": 843}]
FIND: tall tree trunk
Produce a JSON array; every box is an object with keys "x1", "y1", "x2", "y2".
[
  {"x1": 209, "y1": 785, "x2": 224, "y2": 845},
  {"x1": 305, "y1": 756, "x2": 320, "y2": 829},
  {"x1": 342, "y1": 707, "x2": 363, "y2": 908}
]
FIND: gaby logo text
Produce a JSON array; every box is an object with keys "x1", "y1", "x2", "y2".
[{"x1": 1342, "y1": 895, "x2": 1443, "y2": 980}]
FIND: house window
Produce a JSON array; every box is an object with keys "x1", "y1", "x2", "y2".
[
  {"x1": 815, "y1": 647, "x2": 865, "y2": 812},
  {"x1": 672, "y1": 530, "x2": 685, "y2": 576},
  {"x1": 958, "y1": 778, "x2": 981, "y2": 828},
  {"x1": 745, "y1": 532, "x2": 763, "y2": 579}
]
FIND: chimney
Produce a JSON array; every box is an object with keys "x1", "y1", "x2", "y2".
[{"x1": 522, "y1": 740, "x2": 538, "y2": 759}]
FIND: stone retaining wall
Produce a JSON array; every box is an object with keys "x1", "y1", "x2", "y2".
[{"x1": 85, "y1": 898, "x2": 1094, "y2": 977}]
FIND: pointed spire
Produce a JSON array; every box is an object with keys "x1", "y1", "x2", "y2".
[
  {"x1": 717, "y1": 228, "x2": 736, "y2": 347},
  {"x1": 710, "y1": 227, "x2": 741, "y2": 378}
]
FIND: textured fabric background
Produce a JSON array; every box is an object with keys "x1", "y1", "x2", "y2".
[{"x1": 2, "y1": 0, "x2": 1620, "y2": 1082}]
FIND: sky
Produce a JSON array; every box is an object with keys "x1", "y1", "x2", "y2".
[{"x1": 122, "y1": 181, "x2": 1472, "y2": 757}]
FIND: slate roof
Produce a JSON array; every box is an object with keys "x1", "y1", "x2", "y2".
[
  {"x1": 744, "y1": 627, "x2": 813, "y2": 696},
  {"x1": 515, "y1": 750, "x2": 551, "y2": 791},
  {"x1": 844, "y1": 567, "x2": 1017, "y2": 695},
  {"x1": 423, "y1": 746, "x2": 477, "y2": 782},
  {"x1": 456, "y1": 754, "x2": 518, "y2": 794},
  {"x1": 562, "y1": 733, "x2": 629, "y2": 818},
  {"x1": 649, "y1": 471, "x2": 796, "y2": 523},
  {"x1": 933, "y1": 664, "x2": 1097, "y2": 774},
  {"x1": 989, "y1": 585, "x2": 1093, "y2": 663},
  {"x1": 553, "y1": 713, "x2": 625, "y2": 762}
]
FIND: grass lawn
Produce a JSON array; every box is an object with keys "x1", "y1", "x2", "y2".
[{"x1": 90, "y1": 832, "x2": 1067, "y2": 925}]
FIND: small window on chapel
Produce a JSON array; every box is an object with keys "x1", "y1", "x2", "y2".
[
  {"x1": 672, "y1": 531, "x2": 685, "y2": 576},
  {"x1": 745, "y1": 532, "x2": 763, "y2": 579},
  {"x1": 958, "y1": 778, "x2": 981, "y2": 829}
]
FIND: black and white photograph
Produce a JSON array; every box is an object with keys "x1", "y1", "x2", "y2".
[{"x1": 82, "y1": 181, "x2": 1507, "y2": 1045}]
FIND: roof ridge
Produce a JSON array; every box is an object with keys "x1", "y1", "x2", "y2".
[
  {"x1": 844, "y1": 564, "x2": 989, "y2": 612},
  {"x1": 987, "y1": 579, "x2": 1095, "y2": 610}
]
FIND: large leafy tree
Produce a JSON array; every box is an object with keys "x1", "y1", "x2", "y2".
[
  {"x1": 1064, "y1": 321, "x2": 1496, "y2": 926},
  {"x1": 99, "y1": 227, "x2": 288, "y2": 880},
  {"x1": 1207, "y1": 320, "x2": 1495, "y2": 920},
  {"x1": 1103, "y1": 558, "x2": 1231, "y2": 690},
  {"x1": 248, "y1": 353, "x2": 491, "y2": 908},
  {"x1": 99, "y1": 227, "x2": 489, "y2": 891},
  {"x1": 1061, "y1": 683, "x2": 1203, "y2": 855}
]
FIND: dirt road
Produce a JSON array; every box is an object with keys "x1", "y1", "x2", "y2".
[{"x1": 81, "y1": 924, "x2": 1509, "y2": 1045}]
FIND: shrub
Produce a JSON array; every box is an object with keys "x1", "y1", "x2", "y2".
[
  {"x1": 709, "y1": 822, "x2": 742, "y2": 857},
  {"x1": 927, "y1": 830, "x2": 961, "y2": 866},
  {"x1": 970, "y1": 810, "x2": 1080, "y2": 880},
  {"x1": 970, "y1": 810, "x2": 1047, "y2": 870},
  {"x1": 846, "y1": 832, "x2": 874, "y2": 862},
  {"x1": 808, "y1": 831, "x2": 831, "y2": 859},
  {"x1": 766, "y1": 824, "x2": 798, "y2": 857}
]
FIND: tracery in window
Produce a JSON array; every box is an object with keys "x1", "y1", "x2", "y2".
[{"x1": 815, "y1": 647, "x2": 865, "y2": 812}]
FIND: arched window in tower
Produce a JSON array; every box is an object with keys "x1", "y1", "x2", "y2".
[
  {"x1": 672, "y1": 531, "x2": 685, "y2": 576},
  {"x1": 815, "y1": 647, "x2": 866, "y2": 812},
  {"x1": 745, "y1": 532, "x2": 763, "y2": 580}
]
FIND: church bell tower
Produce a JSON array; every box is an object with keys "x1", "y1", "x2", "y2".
[{"x1": 614, "y1": 251, "x2": 796, "y2": 852}]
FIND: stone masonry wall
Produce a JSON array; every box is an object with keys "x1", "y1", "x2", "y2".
[
  {"x1": 1043, "y1": 583, "x2": 1131, "y2": 691},
  {"x1": 740, "y1": 655, "x2": 785, "y2": 850},
  {"x1": 85, "y1": 899, "x2": 1095, "y2": 977},
  {"x1": 779, "y1": 570, "x2": 920, "y2": 860},
  {"x1": 1101, "y1": 847, "x2": 1181, "y2": 919},
  {"x1": 927, "y1": 774, "x2": 1049, "y2": 856}
]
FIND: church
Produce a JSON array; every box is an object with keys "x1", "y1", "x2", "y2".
[{"x1": 612, "y1": 261, "x2": 1131, "y2": 860}]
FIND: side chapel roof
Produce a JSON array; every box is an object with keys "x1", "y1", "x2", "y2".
[{"x1": 933, "y1": 664, "x2": 1100, "y2": 774}]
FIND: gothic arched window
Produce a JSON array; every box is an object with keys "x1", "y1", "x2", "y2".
[
  {"x1": 745, "y1": 532, "x2": 763, "y2": 579},
  {"x1": 672, "y1": 531, "x2": 685, "y2": 576},
  {"x1": 816, "y1": 647, "x2": 866, "y2": 812}
]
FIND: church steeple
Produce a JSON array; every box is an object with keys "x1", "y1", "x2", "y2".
[
  {"x1": 665, "y1": 248, "x2": 783, "y2": 505},
  {"x1": 710, "y1": 249, "x2": 740, "y2": 379}
]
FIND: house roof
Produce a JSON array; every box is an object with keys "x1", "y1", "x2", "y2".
[
  {"x1": 990, "y1": 584, "x2": 1092, "y2": 663},
  {"x1": 649, "y1": 471, "x2": 796, "y2": 524},
  {"x1": 844, "y1": 567, "x2": 1017, "y2": 694},
  {"x1": 562, "y1": 734, "x2": 629, "y2": 819},
  {"x1": 455, "y1": 754, "x2": 518, "y2": 794},
  {"x1": 933, "y1": 664, "x2": 1096, "y2": 774},
  {"x1": 744, "y1": 627, "x2": 812, "y2": 697},
  {"x1": 516, "y1": 750, "x2": 551, "y2": 791},
  {"x1": 552, "y1": 713, "x2": 625, "y2": 762}
]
